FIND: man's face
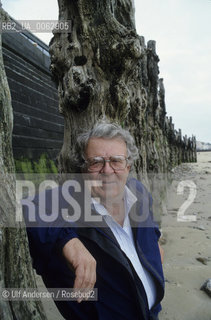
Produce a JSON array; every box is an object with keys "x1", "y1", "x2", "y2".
[{"x1": 84, "y1": 137, "x2": 131, "y2": 204}]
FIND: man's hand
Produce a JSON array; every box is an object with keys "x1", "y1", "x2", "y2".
[{"x1": 62, "y1": 238, "x2": 96, "y2": 302}]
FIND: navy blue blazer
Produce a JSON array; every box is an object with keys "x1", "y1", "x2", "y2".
[{"x1": 25, "y1": 178, "x2": 164, "y2": 320}]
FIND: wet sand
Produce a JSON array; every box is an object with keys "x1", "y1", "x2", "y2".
[{"x1": 159, "y1": 152, "x2": 211, "y2": 320}]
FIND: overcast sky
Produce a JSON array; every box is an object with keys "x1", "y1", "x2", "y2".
[{"x1": 2, "y1": 0, "x2": 211, "y2": 142}]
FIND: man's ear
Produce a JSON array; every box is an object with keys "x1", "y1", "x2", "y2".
[{"x1": 127, "y1": 165, "x2": 131, "y2": 172}]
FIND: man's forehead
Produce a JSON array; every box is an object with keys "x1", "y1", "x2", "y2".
[
  {"x1": 87, "y1": 136, "x2": 126, "y2": 145},
  {"x1": 86, "y1": 137, "x2": 127, "y2": 154}
]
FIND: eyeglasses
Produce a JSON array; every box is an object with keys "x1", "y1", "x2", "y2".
[{"x1": 84, "y1": 155, "x2": 129, "y2": 172}]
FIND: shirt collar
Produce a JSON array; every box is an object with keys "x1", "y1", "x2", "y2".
[
  {"x1": 124, "y1": 185, "x2": 137, "y2": 216},
  {"x1": 91, "y1": 185, "x2": 137, "y2": 218}
]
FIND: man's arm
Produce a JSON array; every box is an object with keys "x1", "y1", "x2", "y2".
[
  {"x1": 62, "y1": 238, "x2": 96, "y2": 302},
  {"x1": 24, "y1": 186, "x2": 97, "y2": 302},
  {"x1": 27, "y1": 226, "x2": 97, "y2": 302}
]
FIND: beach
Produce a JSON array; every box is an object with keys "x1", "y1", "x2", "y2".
[
  {"x1": 37, "y1": 152, "x2": 211, "y2": 319},
  {"x1": 159, "y1": 151, "x2": 211, "y2": 320}
]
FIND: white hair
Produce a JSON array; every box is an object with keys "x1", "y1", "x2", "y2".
[{"x1": 71, "y1": 119, "x2": 138, "y2": 171}]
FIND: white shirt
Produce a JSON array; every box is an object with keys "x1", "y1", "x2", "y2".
[{"x1": 92, "y1": 186, "x2": 156, "y2": 310}]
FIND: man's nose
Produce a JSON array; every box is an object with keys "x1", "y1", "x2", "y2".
[{"x1": 100, "y1": 160, "x2": 114, "y2": 173}]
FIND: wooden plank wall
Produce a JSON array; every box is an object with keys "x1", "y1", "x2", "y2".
[{"x1": 2, "y1": 30, "x2": 64, "y2": 161}]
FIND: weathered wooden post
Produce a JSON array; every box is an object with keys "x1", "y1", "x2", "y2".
[{"x1": 50, "y1": 0, "x2": 196, "y2": 176}]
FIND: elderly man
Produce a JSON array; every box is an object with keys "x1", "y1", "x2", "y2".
[{"x1": 25, "y1": 120, "x2": 164, "y2": 320}]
